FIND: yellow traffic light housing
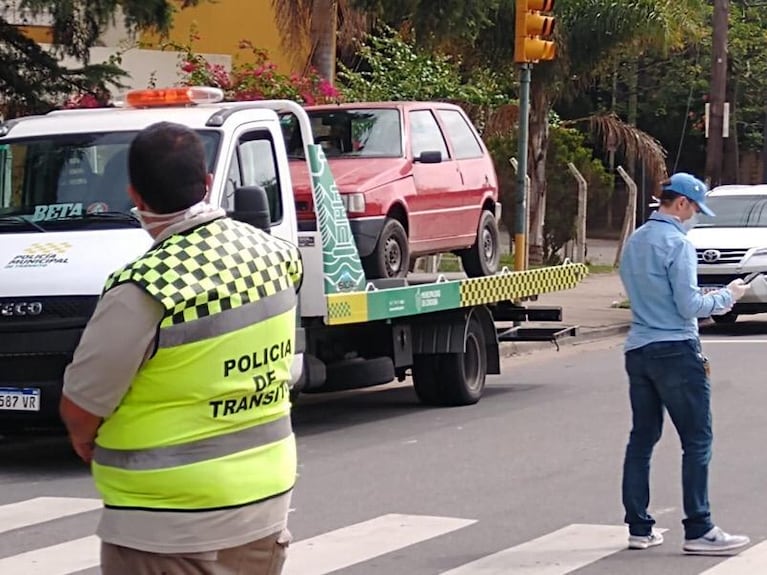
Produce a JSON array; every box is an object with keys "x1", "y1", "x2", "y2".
[{"x1": 515, "y1": 0, "x2": 556, "y2": 63}]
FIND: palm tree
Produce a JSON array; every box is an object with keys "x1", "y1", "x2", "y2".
[{"x1": 270, "y1": 0, "x2": 372, "y2": 83}]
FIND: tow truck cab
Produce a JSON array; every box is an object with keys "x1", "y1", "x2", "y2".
[{"x1": 0, "y1": 87, "x2": 304, "y2": 431}]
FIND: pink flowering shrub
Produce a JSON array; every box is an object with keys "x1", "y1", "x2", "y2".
[
  {"x1": 62, "y1": 93, "x2": 102, "y2": 108},
  {"x1": 62, "y1": 87, "x2": 112, "y2": 109},
  {"x1": 169, "y1": 36, "x2": 342, "y2": 105},
  {"x1": 62, "y1": 31, "x2": 343, "y2": 109}
]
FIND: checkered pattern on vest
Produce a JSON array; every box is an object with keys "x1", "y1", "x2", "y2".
[{"x1": 104, "y1": 217, "x2": 302, "y2": 326}]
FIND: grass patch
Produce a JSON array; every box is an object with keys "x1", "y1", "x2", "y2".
[
  {"x1": 437, "y1": 255, "x2": 462, "y2": 272},
  {"x1": 587, "y1": 264, "x2": 616, "y2": 274},
  {"x1": 500, "y1": 253, "x2": 515, "y2": 268}
]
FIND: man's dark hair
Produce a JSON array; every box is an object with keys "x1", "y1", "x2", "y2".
[
  {"x1": 657, "y1": 179, "x2": 684, "y2": 206},
  {"x1": 128, "y1": 121, "x2": 208, "y2": 213}
]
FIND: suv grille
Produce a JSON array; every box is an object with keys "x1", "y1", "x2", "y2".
[
  {"x1": 696, "y1": 248, "x2": 748, "y2": 265},
  {"x1": 697, "y1": 273, "x2": 750, "y2": 286}
]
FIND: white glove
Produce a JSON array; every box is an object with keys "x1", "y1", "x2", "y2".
[{"x1": 727, "y1": 278, "x2": 750, "y2": 301}]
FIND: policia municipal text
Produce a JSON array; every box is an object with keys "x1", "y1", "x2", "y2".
[{"x1": 59, "y1": 122, "x2": 303, "y2": 575}]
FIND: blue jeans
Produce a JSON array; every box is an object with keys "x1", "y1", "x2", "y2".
[{"x1": 622, "y1": 339, "x2": 714, "y2": 540}]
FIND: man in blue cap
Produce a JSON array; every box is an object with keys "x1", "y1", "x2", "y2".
[{"x1": 618, "y1": 172, "x2": 750, "y2": 554}]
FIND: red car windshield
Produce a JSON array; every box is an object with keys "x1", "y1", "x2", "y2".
[{"x1": 281, "y1": 109, "x2": 402, "y2": 159}]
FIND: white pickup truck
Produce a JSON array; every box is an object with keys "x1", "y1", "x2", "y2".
[{"x1": 0, "y1": 87, "x2": 587, "y2": 432}]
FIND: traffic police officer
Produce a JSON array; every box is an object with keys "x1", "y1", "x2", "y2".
[{"x1": 60, "y1": 121, "x2": 302, "y2": 574}]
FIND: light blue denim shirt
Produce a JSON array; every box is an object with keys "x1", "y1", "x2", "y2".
[{"x1": 619, "y1": 211, "x2": 734, "y2": 351}]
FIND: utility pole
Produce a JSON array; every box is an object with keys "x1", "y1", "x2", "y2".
[
  {"x1": 705, "y1": 0, "x2": 729, "y2": 187},
  {"x1": 514, "y1": 63, "x2": 531, "y2": 271}
]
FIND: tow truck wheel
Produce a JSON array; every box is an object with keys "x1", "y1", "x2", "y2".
[
  {"x1": 363, "y1": 218, "x2": 410, "y2": 279},
  {"x1": 412, "y1": 317, "x2": 487, "y2": 406},
  {"x1": 460, "y1": 211, "x2": 500, "y2": 278}
]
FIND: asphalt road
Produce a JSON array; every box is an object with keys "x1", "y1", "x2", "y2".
[{"x1": 2, "y1": 317, "x2": 767, "y2": 574}]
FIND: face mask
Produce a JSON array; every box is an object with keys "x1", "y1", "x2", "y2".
[
  {"x1": 682, "y1": 212, "x2": 700, "y2": 232},
  {"x1": 130, "y1": 201, "x2": 214, "y2": 232}
]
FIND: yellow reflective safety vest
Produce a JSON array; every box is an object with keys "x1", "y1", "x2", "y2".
[{"x1": 92, "y1": 217, "x2": 303, "y2": 512}]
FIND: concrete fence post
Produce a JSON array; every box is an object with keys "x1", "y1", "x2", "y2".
[
  {"x1": 567, "y1": 162, "x2": 588, "y2": 263},
  {"x1": 614, "y1": 166, "x2": 638, "y2": 267}
]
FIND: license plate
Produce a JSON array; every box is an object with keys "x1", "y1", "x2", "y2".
[
  {"x1": 701, "y1": 285, "x2": 724, "y2": 295},
  {"x1": 0, "y1": 387, "x2": 41, "y2": 412}
]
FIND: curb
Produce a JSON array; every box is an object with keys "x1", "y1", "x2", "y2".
[{"x1": 499, "y1": 323, "x2": 630, "y2": 357}]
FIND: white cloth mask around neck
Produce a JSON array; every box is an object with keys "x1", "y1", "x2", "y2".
[{"x1": 131, "y1": 201, "x2": 216, "y2": 232}]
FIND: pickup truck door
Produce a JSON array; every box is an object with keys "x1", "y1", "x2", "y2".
[
  {"x1": 407, "y1": 109, "x2": 467, "y2": 249},
  {"x1": 218, "y1": 122, "x2": 298, "y2": 246}
]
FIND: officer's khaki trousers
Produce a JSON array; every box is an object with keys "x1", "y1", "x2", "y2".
[{"x1": 101, "y1": 530, "x2": 290, "y2": 575}]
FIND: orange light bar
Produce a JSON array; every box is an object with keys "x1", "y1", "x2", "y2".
[{"x1": 124, "y1": 86, "x2": 224, "y2": 108}]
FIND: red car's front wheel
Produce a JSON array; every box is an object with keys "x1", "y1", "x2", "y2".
[{"x1": 362, "y1": 218, "x2": 410, "y2": 279}]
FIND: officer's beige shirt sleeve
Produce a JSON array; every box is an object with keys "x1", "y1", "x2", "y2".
[{"x1": 62, "y1": 284, "x2": 163, "y2": 418}]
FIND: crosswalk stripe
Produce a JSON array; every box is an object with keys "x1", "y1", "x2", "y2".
[
  {"x1": 0, "y1": 497, "x2": 101, "y2": 535},
  {"x1": 8, "y1": 501, "x2": 762, "y2": 575},
  {"x1": 699, "y1": 541, "x2": 767, "y2": 574},
  {"x1": 0, "y1": 535, "x2": 99, "y2": 575},
  {"x1": 283, "y1": 513, "x2": 476, "y2": 575},
  {"x1": 438, "y1": 524, "x2": 628, "y2": 574}
]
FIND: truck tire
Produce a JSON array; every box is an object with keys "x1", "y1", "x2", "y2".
[
  {"x1": 412, "y1": 317, "x2": 487, "y2": 406},
  {"x1": 363, "y1": 218, "x2": 410, "y2": 279},
  {"x1": 460, "y1": 210, "x2": 500, "y2": 277},
  {"x1": 306, "y1": 357, "x2": 395, "y2": 393}
]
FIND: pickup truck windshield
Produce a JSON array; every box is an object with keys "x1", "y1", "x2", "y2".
[
  {"x1": 0, "y1": 130, "x2": 221, "y2": 232},
  {"x1": 696, "y1": 195, "x2": 767, "y2": 228},
  {"x1": 281, "y1": 109, "x2": 402, "y2": 159}
]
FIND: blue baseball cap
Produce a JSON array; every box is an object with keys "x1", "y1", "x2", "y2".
[{"x1": 661, "y1": 172, "x2": 714, "y2": 216}]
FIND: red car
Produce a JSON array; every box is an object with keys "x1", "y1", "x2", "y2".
[{"x1": 282, "y1": 101, "x2": 501, "y2": 279}]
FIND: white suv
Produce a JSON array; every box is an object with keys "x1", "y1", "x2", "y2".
[{"x1": 687, "y1": 184, "x2": 767, "y2": 323}]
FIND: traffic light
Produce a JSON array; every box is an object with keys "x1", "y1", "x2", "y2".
[{"x1": 514, "y1": 0, "x2": 556, "y2": 63}]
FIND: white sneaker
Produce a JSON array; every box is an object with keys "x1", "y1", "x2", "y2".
[
  {"x1": 628, "y1": 530, "x2": 664, "y2": 550},
  {"x1": 683, "y1": 526, "x2": 750, "y2": 555}
]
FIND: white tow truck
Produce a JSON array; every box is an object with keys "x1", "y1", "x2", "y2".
[{"x1": 0, "y1": 87, "x2": 587, "y2": 432}]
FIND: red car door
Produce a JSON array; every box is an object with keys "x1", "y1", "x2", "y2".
[
  {"x1": 406, "y1": 109, "x2": 466, "y2": 252},
  {"x1": 435, "y1": 108, "x2": 497, "y2": 238}
]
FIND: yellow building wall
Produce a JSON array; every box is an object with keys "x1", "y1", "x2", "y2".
[{"x1": 139, "y1": 0, "x2": 309, "y2": 73}]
